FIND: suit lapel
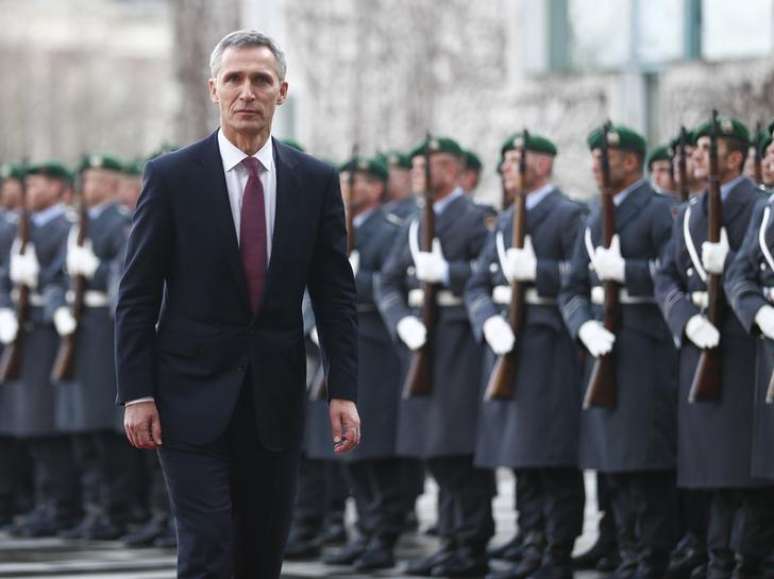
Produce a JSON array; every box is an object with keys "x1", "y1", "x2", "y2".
[{"x1": 195, "y1": 132, "x2": 250, "y2": 312}]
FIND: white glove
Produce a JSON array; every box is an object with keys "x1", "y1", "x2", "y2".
[
  {"x1": 53, "y1": 307, "x2": 77, "y2": 336},
  {"x1": 67, "y1": 229, "x2": 100, "y2": 279},
  {"x1": 0, "y1": 308, "x2": 18, "y2": 345},
  {"x1": 504, "y1": 236, "x2": 537, "y2": 282},
  {"x1": 9, "y1": 241, "x2": 40, "y2": 289},
  {"x1": 685, "y1": 314, "x2": 720, "y2": 349},
  {"x1": 755, "y1": 305, "x2": 774, "y2": 340},
  {"x1": 310, "y1": 326, "x2": 319, "y2": 347},
  {"x1": 578, "y1": 320, "x2": 616, "y2": 357},
  {"x1": 483, "y1": 315, "x2": 515, "y2": 355},
  {"x1": 415, "y1": 239, "x2": 449, "y2": 284},
  {"x1": 348, "y1": 250, "x2": 360, "y2": 278},
  {"x1": 397, "y1": 316, "x2": 427, "y2": 351},
  {"x1": 701, "y1": 228, "x2": 729, "y2": 275},
  {"x1": 593, "y1": 235, "x2": 626, "y2": 283}
]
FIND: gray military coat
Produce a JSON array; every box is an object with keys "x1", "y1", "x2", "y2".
[
  {"x1": 466, "y1": 189, "x2": 587, "y2": 469},
  {"x1": 560, "y1": 180, "x2": 678, "y2": 473},
  {"x1": 725, "y1": 193, "x2": 774, "y2": 481},
  {"x1": 377, "y1": 192, "x2": 489, "y2": 458},
  {"x1": 655, "y1": 177, "x2": 765, "y2": 488}
]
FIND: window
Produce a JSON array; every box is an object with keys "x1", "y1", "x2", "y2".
[
  {"x1": 568, "y1": 0, "x2": 630, "y2": 70},
  {"x1": 702, "y1": 0, "x2": 773, "y2": 60},
  {"x1": 637, "y1": 0, "x2": 684, "y2": 64}
]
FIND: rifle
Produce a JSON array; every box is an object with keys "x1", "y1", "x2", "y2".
[
  {"x1": 678, "y1": 126, "x2": 690, "y2": 202},
  {"x1": 402, "y1": 133, "x2": 438, "y2": 398},
  {"x1": 754, "y1": 120, "x2": 763, "y2": 186},
  {"x1": 500, "y1": 167, "x2": 511, "y2": 210},
  {"x1": 484, "y1": 130, "x2": 529, "y2": 400},
  {"x1": 689, "y1": 110, "x2": 724, "y2": 402},
  {"x1": 0, "y1": 164, "x2": 31, "y2": 382},
  {"x1": 51, "y1": 180, "x2": 88, "y2": 382},
  {"x1": 308, "y1": 145, "x2": 359, "y2": 401},
  {"x1": 583, "y1": 121, "x2": 619, "y2": 409}
]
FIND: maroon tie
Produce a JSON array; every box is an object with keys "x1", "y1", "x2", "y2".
[{"x1": 240, "y1": 157, "x2": 267, "y2": 313}]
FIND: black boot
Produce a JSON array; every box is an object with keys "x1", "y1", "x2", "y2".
[
  {"x1": 573, "y1": 537, "x2": 619, "y2": 570},
  {"x1": 432, "y1": 545, "x2": 489, "y2": 577},
  {"x1": 527, "y1": 547, "x2": 574, "y2": 579},
  {"x1": 121, "y1": 514, "x2": 168, "y2": 548},
  {"x1": 322, "y1": 536, "x2": 369, "y2": 566},
  {"x1": 488, "y1": 532, "x2": 544, "y2": 579},
  {"x1": 405, "y1": 539, "x2": 457, "y2": 576},
  {"x1": 667, "y1": 534, "x2": 707, "y2": 579},
  {"x1": 489, "y1": 533, "x2": 525, "y2": 562},
  {"x1": 319, "y1": 513, "x2": 347, "y2": 545},
  {"x1": 153, "y1": 517, "x2": 177, "y2": 549},
  {"x1": 283, "y1": 526, "x2": 322, "y2": 560},
  {"x1": 354, "y1": 537, "x2": 396, "y2": 571}
]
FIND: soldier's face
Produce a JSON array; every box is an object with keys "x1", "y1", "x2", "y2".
[
  {"x1": 764, "y1": 142, "x2": 774, "y2": 186},
  {"x1": 209, "y1": 46, "x2": 288, "y2": 140},
  {"x1": 743, "y1": 145, "x2": 758, "y2": 180},
  {"x1": 459, "y1": 168, "x2": 480, "y2": 193},
  {"x1": 410, "y1": 153, "x2": 461, "y2": 197},
  {"x1": 694, "y1": 136, "x2": 742, "y2": 180},
  {"x1": 118, "y1": 175, "x2": 141, "y2": 210},
  {"x1": 591, "y1": 148, "x2": 627, "y2": 189},
  {"x1": 339, "y1": 170, "x2": 351, "y2": 201},
  {"x1": 387, "y1": 166, "x2": 411, "y2": 201},
  {"x1": 25, "y1": 175, "x2": 61, "y2": 212},
  {"x1": 0, "y1": 179, "x2": 22, "y2": 210},
  {"x1": 82, "y1": 168, "x2": 119, "y2": 207},
  {"x1": 650, "y1": 160, "x2": 672, "y2": 192}
]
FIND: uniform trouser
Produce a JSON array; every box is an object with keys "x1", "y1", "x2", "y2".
[
  {"x1": 516, "y1": 467, "x2": 585, "y2": 559},
  {"x1": 400, "y1": 458, "x2": 425, "y2": 513},
  {"x1": 427, "y1": 455, "x2": 495, "y2": 550},
  {"x1": 597, "y1": 473, "x2": 618, "y2": 548},
  {"x1": 707, "y1": 487, "x2": 774, "y2": 571},
  {"x1": 515, "y1": 468, "x2": 546, "y2": 537},
  {"x1": 607, "y1": 471, "x2": 677, "y2": 572},
  {"x1": 0, "y1": 436, "x2": 20, "y2": 519},
  {"x1": 26, "y1": 435, "x2": 79, "y2": 520},
  {"x1": 677, "y1": 489, "x2": 710, "y2": 541},
  {"x1": 345, "y1": 458, "x2": 405, "y2": 545},
  {"x1": 72, "y1": 430, "x2": 134, "y2": 524},
  {"x1": 326, "y1": 462, "x2": 349, "y2": 522}
]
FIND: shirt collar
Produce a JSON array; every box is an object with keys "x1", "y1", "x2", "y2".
[
  {"x1": 720, "y1": 175, "x2": 745, "y2": 202},
  {"x1": 218, "y1": 128, "x2": 274, "y2": 174},
  {"x1": 433, "y1": 187, "x2": 464, "y2": 216},
  {"x1": 613, "y1": 178, "x2": 645, "y2": 207},
  {"x1": 353, "y1": 207, "x2": 376, "y2": 229},
  {"x1": 31, "y1": 203, "x2": 65, "y2": 227},
  {"x1": 525, "y1": 183, "x2": 555, "y2": 211}
]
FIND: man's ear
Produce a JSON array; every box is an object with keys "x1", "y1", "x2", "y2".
[
  {"x1": 276, "y1": 81, "x2": 289, "y2": 106},
  {"x1": 208, "y1": 78, "x2": 219, "y2": 104}
]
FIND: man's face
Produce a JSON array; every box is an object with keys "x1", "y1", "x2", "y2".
[
  {"x1": 0, "y1": 179, "x2": 22, "y2": 210},
  {"x1": 82, "y1": 168, "x2": 119, "y2": 207},
  {"x1": 118, "y1": 175, "x2": 142, "y2": 210},
  {"x1": 387, "y1": 166, "x2": 411, "y2": 201},
  {"x1": 339, "y1": 170, "x2": 351, "y2": 202},
  {"x1": 650, "y1": 160, "x2": 673, "y2": 192},
  {"x1": 351, "y1": 172, "x2": 382, "y2": 213},
  {"x1": 25, "y1": 175, "x2": 61, "y2": 212},
  {"x1": 743, "y1": 145, "x2": 758, "y2": 181},
  {"x1": 410, "y1": 153, "x2": 460, "y2": 197},
  {"x1": 501, "y1": 149, "x2": 549, "y2": 193},
  {"x1": 208, "y1": 46, "x2": 288, "y2": 139},
  {"x1": 459, "y1": 168, "x2": 480, "y2": 193},
  {"x1": 763, "y1": 141, "x2": 774, "y2": 186},
  {"x1": 693, "y1": 136, "x2": 742, "y2": 181},
  {"x1": 591, "y1": 148, "x2": 638, "y2": 190}
]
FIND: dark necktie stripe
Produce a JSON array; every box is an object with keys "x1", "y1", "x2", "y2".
[{"x1": 240, "y1": 157, "x2": 267, "y2": 313}]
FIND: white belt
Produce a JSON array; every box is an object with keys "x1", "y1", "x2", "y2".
[
  {"x1": 11, "y1": 288, "x2": 45, "y2": 307},
  {"x1": 492, "y1": 285, "x2": 556, "y2": 306},
  {"x1": 408, "y1": 288, "x2": 463, "y2": 308},
  {"x1": 66, "y1": 290, "x2": 110, "y2": 308},
  {"x1": 691, "y1": 291, "x2": 709, "y2": 309},
  {"x1": 591, "y1": 286, "x2": 655, "y2": 305}
]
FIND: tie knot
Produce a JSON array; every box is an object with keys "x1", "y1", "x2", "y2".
[{"x1": 242, "y1": 156, "x2": 261, "y2": 176}]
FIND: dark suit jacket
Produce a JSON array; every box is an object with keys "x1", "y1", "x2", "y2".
[{"x1": 115, "y1": 132, "x2": 357, "y2": 451}]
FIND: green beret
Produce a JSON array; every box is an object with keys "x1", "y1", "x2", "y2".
[
  {"x1": 587, "y1": 124, "x2": 647, "y2": 156},
  {"x1": 647, "y1": 145, "x2": 672, "y2": 169},
  {"x1": 79, "y1": 153, "x2": 124, "y2": 173},
  {"x1": 383, "y1": 150, "x2": 412, "y2": 170},
  {"x1": 694, "y1": 115, "x2": 750, "y2": 145},
  {"x1": 669, "y1": 128, "x2": 697, "y2": 156},
  {"x1": 122, "y1": 160, "x2": 144, "y2": 176},
  {"x1": 0, "y1": 163, "x2": 26, "y2": 182},
  {"x1": 409, "y1": 136, "x2": 464, "y2": 160},
  {"x1": 281, "y1": 139, "x2": 305, "y2": 152},
  {"x1": 26, "y1": 161, "x2": 73, "y2": 183},
  {"x1": 756, "y1": 121, "x2": 774, "y2": 154},
  {"x1": 352, "y1": 156, "x2": 388, "y2": 182},
  {"x1": 463, "y1": 150, "x2": 482, "y2": 172},
  {"x1": 500, "y1": 132, "x2": 558, "y2": 160}
]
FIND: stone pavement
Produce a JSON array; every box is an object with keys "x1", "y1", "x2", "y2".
[{"x1": 0, "y1": 472, "x2": 604, "y2": 578}]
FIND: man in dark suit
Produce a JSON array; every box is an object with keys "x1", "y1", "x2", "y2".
[{"x1": 115, "y1": 30, "x2": 360, "y2": 579}]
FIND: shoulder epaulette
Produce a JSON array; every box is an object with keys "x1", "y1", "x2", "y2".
[{"x1": 385, "y1": 212, "x2": 403, "y2": 226}]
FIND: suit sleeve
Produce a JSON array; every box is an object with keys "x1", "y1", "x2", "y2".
[
  {"x1": 114, "y1": 161, "x2": 173, "y2": 405},
  {"x1": 307, "y1": 168, "x2": 358, "y2": 403},
  {"x1": 726, "y1": 200, "x2": 768, "y2": 333}
]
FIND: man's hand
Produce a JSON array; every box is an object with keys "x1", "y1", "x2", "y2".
[
  {"x1": 329, "y1": 398, "x2": 360, "y2": 454},
  {"x1": 124, "y1": 401, "x2": 163, "y2": 449}
]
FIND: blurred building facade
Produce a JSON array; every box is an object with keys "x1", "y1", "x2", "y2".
[{"x1": 1, "y1": 0, "x2": 773, "y2": 199}]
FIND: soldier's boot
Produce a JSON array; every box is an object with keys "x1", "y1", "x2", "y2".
[
  {"x1": 353, "y1": 536, "x2": 397, "y2": 572},
  {"x1": 84, "y1": 514, "x2": 126, "y2": 541},
  {"x1": 706, "y1": 548, "x2": 735, "y2": 579},
  {"x1": 153, "y1": 517, "x2": 177, "y2": 549},
  {"x1": 121, "y1": 513, "x2": 168, "y2": 548},
  {"x1": 527, "y1": 545, "x2": 574, "y2": 579},
  {"x1": 283, "y1": 525, "x2": 322, "y2": 560},
  {"x1": 489, "y1": 532, "x2": 525, "y2": 562},
  {"x1": 319, "y1": 511, "x2": 347, "y2": 545},
  {"x1": 573, "y1": 536, "x2": 619, "y2": 570},
  {"x1": 405, "y1": 538, "x2": 457, "y2": 576},
  {"x1": 609, "y1": 547, "x2": 640, "y2": 579},
  {"x1": 667, "y1": 533, "x2": 708, "y2": 579},
  {"x1": 486, "y1": 535, "x2": 545, "y2": 579},
  {"x1": 432, "y1": 544, "x2": 489, "y2": 578},
  {"x1": 731, "y1": 556, "x2": 764, "y2": 579},
  {"x1": 633, "y1": 548, "x2": 671, "y2": 579},
  {"x1": 59, "y1": 510, "x2": 100, "y2": 540},
  {"x1": 14, "y1": 503, "x2": 76, "y2": 538},
  {"x1": 322, "y1": 535, "x2": 369, "y2": 566}
]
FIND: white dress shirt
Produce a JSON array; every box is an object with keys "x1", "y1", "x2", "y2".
[{"x1": 125, "y1": 130, "x2": 278, "y2": 408}]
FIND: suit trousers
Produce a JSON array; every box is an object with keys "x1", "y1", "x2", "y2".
[{"x1": 158, "y1": 380, "x2": 300, "y2": 579}]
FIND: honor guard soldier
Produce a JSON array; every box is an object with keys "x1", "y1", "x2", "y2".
[
  {"x1": 0, "y1": 162, "x2": 80, "y2": 537},
  {"x1": 318, "y1": 156, "x2": 405, "y2": 571},
  {"x1": 378, "y1": 136, "x2": 494, "y2": 577},
  {"x1": 118, "y1": 160, "x2": 143, "y2": 211},
  {"x1": 54, "y1": 154, "x2": 133, "y2": 540},
  {"x1": 462, "y1": 149, "x2": 498, "y2": 226},
  {"x1": 654, "y1": 115, "x2": 768, "y2": 579},
  {"x1": 383, "y1": 150, "x2": 419, "y2": 222},
  {"x1": 559, "y1": 124, "x2": 679, "y2": 579},
  {"x1": 0, "y1": 163, "x2": 25, "y2": 212},
  {"x1": 670, "y1": 129, "x2": 707, "y2": 202},
  {"x1": 648, "y1": 145, "x2": 675, "y2": 196},
  {"x1": 756, "y1": 125, "x2": 774, "y2": 189},
  {"x1": 465, "y1": 132, "x2": 587, "y2": 579}
]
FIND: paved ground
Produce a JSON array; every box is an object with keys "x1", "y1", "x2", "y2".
[{"x1": 0, "y1": 472, "x2": 604, "y2": 578}]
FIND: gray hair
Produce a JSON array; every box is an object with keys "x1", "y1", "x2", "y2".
[{"x1": 209, "y1": 30, "x2": 287, "y2": 80}]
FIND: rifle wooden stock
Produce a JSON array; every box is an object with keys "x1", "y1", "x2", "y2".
[
  {"x1": 583, "y1": 122, "x2": 619, "y2": 410},
  {"x1": 403, "y1": 135, "x2": 437, "y2": 398},
  {"x1": 485, "y1": 131, "x2": 529, "y2": 401},
  {"x1": 754, "y1": 121, "x2": 763, "y2": 186},
  {"x1": 689, "y1": 111, "x2": 724, "y2": 403},
  {"x1": 0, "y1": 172, "x2": 31, "y2": 383},
  {"x1": 678, "y1": 127, "x2": 690, "y2": 202}
]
